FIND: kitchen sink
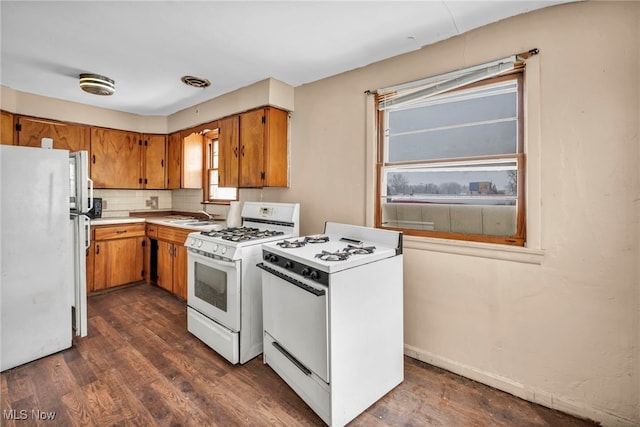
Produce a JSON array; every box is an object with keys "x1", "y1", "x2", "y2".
[{"x1": 184, "y1": 220, "x2": 219, "y2": 226}]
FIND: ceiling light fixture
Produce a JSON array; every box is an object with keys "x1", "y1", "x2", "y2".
[
  {"x1": 79, "y1": 73, "x2": 115, "y2": 96},
  {"x1": 181, "y1": 75, "x2": 211, "y2": 88}
]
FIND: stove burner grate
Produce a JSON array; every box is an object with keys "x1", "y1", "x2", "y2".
[
  {"x1": 344, "y1": 245, "x2": 376, "y2": 255},
  {"x1": 277, "y1": 239, "x2": 307, "y2": 249},
  {"x1": 315, "y1": 250, "x2": 351, "y2": 262},
  {"x1": 305, "y1": 235, "x2": 330, "y2": 244},
  {"x1": 200, "y1": 227, "x2": 284, "y2": 241}
]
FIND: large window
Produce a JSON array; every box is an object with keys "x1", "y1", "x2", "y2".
[{"x1": 376, "y1": 60, "x2": 528, "y2": 246}]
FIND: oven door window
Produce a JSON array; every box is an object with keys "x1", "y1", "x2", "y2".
[{"x1": 195, "y1": 262, "x2": 228, "y2": 312}]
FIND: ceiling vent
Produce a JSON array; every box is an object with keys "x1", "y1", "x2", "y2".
[
  {"x1": 181, "y1": 75, "x2": 211, "y2": 88},
  {"x1": 79, "y1": 73, "x2": 115, "y2": 96}
]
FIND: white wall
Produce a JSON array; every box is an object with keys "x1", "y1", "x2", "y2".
[
  {"x1": 278, "y1": 2, "x2": 639, "y2": 425},
  {"x1": 1, "y1": 2, "x2": 638, "y2": 425}
]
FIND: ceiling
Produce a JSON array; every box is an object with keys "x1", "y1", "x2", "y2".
[{"x1": 1, "y1": 1, "x2": 574, "y2": 116}]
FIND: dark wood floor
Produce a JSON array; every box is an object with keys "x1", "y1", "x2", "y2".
[{"x1": 2, "y1": 284, "x2": 597, "y2": 427}]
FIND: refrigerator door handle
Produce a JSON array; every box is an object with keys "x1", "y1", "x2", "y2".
[
  {"x1": 84, "y1": 215, "x2": 91, "y2": 250},
  {"x1": 87, "y1": 177, "x2": 94, "y2": 212}
]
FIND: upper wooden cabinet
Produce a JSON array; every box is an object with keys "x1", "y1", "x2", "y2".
[
  {"x1": 91, "y1": 128, "x2": 166, "y2": 189},
  {"x1": 142, "y1": 134, "x2": 166, "y2": 189},
  {"x1": 232, "y1": 107, "x2": 289, "y2": 188},
  {"x1": 166, "y1": 130, "x2": 203, "y2": 189},
  {"x1": 1, "y1": 111, "x2": 14, "y2": 145},
  {"x1": 91, "y1": 128, "x2": 141, "y2": 188},
  {"x1": 15, "y1": 116, "x2": 89, "y2": 152},
  {"x1": 218, "y1": 115, "x2": 239, "y2": 188}
]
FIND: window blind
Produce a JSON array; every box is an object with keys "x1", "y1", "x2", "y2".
[{"x1": 374, "y1": 49, "x2": 538, "y2": 110}]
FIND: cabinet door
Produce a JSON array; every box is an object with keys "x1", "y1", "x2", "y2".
[
  {"x1": 144, "y1": 134, "x2": 166, "y2": 189},
  {"x1": 17, "y1": 116, "x2": 89, "y2": 152},
  {"x1": 167, "y1": 132, "x2": 182, "y2": 189},
  {"x1": 86, "y1": 240, "x2": 95, "y2": 293},
  {"x1": 157, "y1": 240, "x2": 174, "y2": 292},
  {"x1": 91, "y1": 128, "x2": 142, "y2": 188},
  {"x1": 93, "y1": 241, "x2": 108, "y2": 292},
  {"x1": 108, "y1": 237, "x2": 144, "y2": 287},
  {"x1": 263, "y1": 107, "x2": 289, "y2": 187},
  {"x1": 218, "y1": 115, "x2": 239, "y2": 187},
  {"x1": 239, "y1": 109, "x2": 265, "y2": 187},
  {"x1": 182, "y1": 132, "x2": 203, "y2": 189},
  {"x1": 172, "y1": 245, "x2": 188, "y2": 300},
  {"x1": 1, "y1": 111, "x2": 14, "y2": 145}
]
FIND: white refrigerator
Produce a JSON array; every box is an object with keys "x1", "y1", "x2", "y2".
[{"x1": 1, "y1": 145, "x2": 91, "y2": 372}]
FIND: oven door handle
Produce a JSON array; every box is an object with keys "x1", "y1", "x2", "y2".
[
  {"x1": 272, "y1": 341, "x2": 312, "y2": 376},
  {"x1": 188, "y1": 249, "x2": 237, "y2": 268},
  {"x1": 257, "y1": 263, "x2": 326, "y2": 297}
]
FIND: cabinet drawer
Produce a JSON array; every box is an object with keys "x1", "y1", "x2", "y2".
[
  {"x1": 157, "y1": 226, "x2": 192, "y2": 245},
  {"x1": 94, "y1": 223, "x2": 145, "y2": 240},
  {"x1": 146, "y1": 223, "x2": 158, "y2": 239}
]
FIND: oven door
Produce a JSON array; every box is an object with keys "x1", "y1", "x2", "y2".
[
  {"x1": 261, "y1": 265, "x2": 329, "y2": 382},
  {"x1": 187, "y1": 250, "x2": 241, "y2": 332}
]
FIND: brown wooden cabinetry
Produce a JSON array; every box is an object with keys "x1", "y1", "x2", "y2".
[
  {"x1": 166, "y1": 131, "x2": 202, "y2": 189},
  {"x1": 88, "y1": 223, "x2": 146, "y2": 293},
  {"x1": 15, "y1": 116, "x2": 89, "y2": 152},
  {"x1": 156, "y1": 226, "x2": 190, "y2": 299},
  {"x1": 218, "y1": 115, "x2": 239, "y2": 188},
  {"x1": 142, "y1": 134, "x2": 166, "y2": 189},
  {"x1": 91, "y1": 128, "x2": 166, "y2": 189},
  {"x1": 1, "y1": 111, "x2": 14, "y2": 145},
  {"x1": 146, "y1": 224, "x2": 190, "y2": 299},
  {"x1": 91, "y1": 128, "x2": 141, "y2": 188},
  {"x1": 219, "y1": 107, "x2": 289, "y2": 188}
]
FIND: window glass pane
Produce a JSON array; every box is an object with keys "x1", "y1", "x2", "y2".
[
  {"x1": 213, "y1": 140, "x2": 219, "y2": 169},
  {"x1": 387, "y1": 81, "x2": 518, "y2": 162},
  {"x1": 208, "y1": 169, "x2": 236, "y2": 201},
  {"x1": 389, "y1": 88, "x2": 516, "y2": 133},
  {"x1": 388, "y1": 121, "x2": 517, "y2": 162},
  {"x1": 381, "y1": 160, "x2": 517, "y2": 236}
]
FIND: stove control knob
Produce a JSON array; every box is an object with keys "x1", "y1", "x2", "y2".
[
  {"x1": 221, "y1": 246, "x2": 228, "y2": 254},
  {"x1": 196, "y1": 240, "x2": 203, "y2": 248},
  {"x1": 302, "y1": 267, "x2": 311, "y2": 277},
  {"x1": 284, "y1": 261, "x2": 294, "y2": 270},
  {"x1": 265, "y1": 253, "x2": 278, "y2": 263},
  {"x1": 188, "y1": 238, "x2": 195, "y2": 245},
  {"x1": 309, "y1": 270, "x2": 320, "y2": 280},
  {"x1": 212, "y1": 244, "x2": 219, "y2": 252}
]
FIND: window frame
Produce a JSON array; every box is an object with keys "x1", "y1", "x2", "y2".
[
  {"x1": 375, "y1": 72, "x2": 526, "y2": 246},
  {"x1": 203, "y1": 128, "x2": 238, "y2": 204}
]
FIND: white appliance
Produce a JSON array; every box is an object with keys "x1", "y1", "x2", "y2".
[
  {"x1": 185, "y1": 201, "x2": 300, "y2": 364},
  {"x1": 258, "y1": 222, "x2": 404, "y2": 426},
  {"x1": 1, "y1": 145, "x2": 92, "y2": 372}
]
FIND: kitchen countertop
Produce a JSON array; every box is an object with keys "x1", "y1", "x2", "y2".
[{"x1": 91, "y1": 215, "x2": 225, "y2": 231}]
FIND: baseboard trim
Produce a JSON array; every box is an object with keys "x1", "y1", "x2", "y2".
[{"x1": 404, "y1": 345, "x2": 636, "y2": 427}]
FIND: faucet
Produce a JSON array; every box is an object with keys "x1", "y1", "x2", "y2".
[{"x1": 198, "y1": 210, "x2": 215, "y2": 221}]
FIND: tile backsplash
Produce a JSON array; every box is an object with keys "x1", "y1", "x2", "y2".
[
  {"x1": 94, "y1": 189, "x2": 172, "y2": 217},
  {"x1": 94, "y1": 188, "x2": 229, "y2": 218}
]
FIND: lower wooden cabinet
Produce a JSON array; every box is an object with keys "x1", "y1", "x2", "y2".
[
  {"x1": 156, "y1": 240, "x2": 188, "y2": 299},
  {"x1": 87, "y1": 223, "x2": 146, "y2": 293},
  {"x1": 147, "y1": 224, "x2": 190, "y2": 300}
]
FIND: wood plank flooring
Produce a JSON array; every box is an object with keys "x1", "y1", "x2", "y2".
[{"x1": 2, "y1": 284, "x2": 598, "y2": 426}]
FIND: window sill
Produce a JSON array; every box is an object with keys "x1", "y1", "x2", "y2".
[{"x1": 403, "y1": 235, "x2": 544, "y2": 265}]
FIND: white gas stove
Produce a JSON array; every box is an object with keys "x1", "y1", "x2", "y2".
[
  {"x1": 185, "y1": 202, "x2": 299, "y2": 261},
  {"x1": 185, "y1": 201, "x2": 300, "y2": 364},
  {"x1": 259, "y1": 222, "x2": 404, "y2": 426}
]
